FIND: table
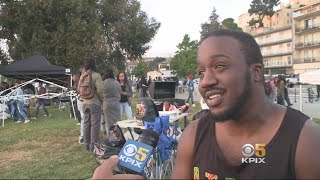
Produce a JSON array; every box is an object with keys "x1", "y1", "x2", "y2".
[{"x1": 117, "y1": 112, "x2": 190, "y2": 130}]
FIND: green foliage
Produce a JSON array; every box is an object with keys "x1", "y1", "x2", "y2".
[
  {"x1": 200, "y1": 7, "x2": 220, "y2": 40},
  {"x1": 221, "y1": 18, "x2": 243, "y2": 31},
  {"x1": 170, "y1": 34, "x2": 198, "y2": 78},
  {"x1": 132, "y1": 60, "x2": 148, "y2": 77},
  {"x1": 147, "y1": 57, "x2": 166, "y2": 72},
  {"x1": 200, "y1": 7, "x2": 242, "y2": 40},
  {"x1": 248, "y1": 0, "x2": 280, "y2": 28},
  {"x1": 0, "y1": 0, "x2": 160, "y2": 73},
  {"x1": 0, "y1": 48, "x2": 9, "y2": 65}
]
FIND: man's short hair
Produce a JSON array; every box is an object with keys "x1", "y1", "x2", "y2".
[{"x1": 201, "y1": 29, "x2": 263, "y2": 66}]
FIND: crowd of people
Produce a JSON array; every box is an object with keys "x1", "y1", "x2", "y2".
[
  {"x1": 265, "y1": 75, "x2": 293, "y2": 106},
  {"x1": 71, "y1": 59, "x2": 152, "y2": 151},
  {"x1": 0, "y1": 81, "x2": 52, "y2": 123}
]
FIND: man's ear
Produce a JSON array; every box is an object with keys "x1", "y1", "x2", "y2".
[{"x1": 251, "y1": 63, "x2": 264, "y2": 82}]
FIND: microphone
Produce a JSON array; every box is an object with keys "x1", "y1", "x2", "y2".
[{"x1": 117, "y1": 129, "x2": 159, "y2": 179}]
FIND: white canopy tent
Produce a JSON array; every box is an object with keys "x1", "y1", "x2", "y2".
[
  {"x1": 0, "y1": 77, "x2": 77, "y2": 127},
  {"x1": 298, "y1": 70, "x2": 320, "y2": 112},
  {"x1": 299, "y1": 70, "x2": 320, "y2": 85}
]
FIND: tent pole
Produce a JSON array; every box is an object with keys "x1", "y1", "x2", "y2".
[
  {"x1": 69, "y1": 74, "x2": 76, "y2": 121},
  {"x1": 299, "y1": 84, "x2": 303, "y2": 112},
  {"x1": 70, "y1": 92, "x2": 77, "y2": 121},
  {"x1": 70, "y1": 73, "x2": 73, "y2": 87}
]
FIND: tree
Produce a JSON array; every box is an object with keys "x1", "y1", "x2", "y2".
[
  {"x1": 170, "y1": 34, "x2": 198, "y2": 78},
  {"x1": 248, "y1": 0, "x2": 280, "y2": 28},
  {"x1": 0, "y1": 0, "x2": 160, "y2": 72},
  {"x1": 147, "y1": 57, "x2": 166, "y2": 72},
  {"x1": 200, "y1": 7, "x2": 220, "y2": 39},
  {"x1": 0, "y1": 49, "x2": 9, "y2": 65},
  {"x1": 132, "y1": 60, "x2": 148, "y2": 77},
  {"x1": 221, "y1": 18, "x2": 243, "y2": 31}
]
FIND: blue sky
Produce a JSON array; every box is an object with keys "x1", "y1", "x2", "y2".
[{"x1": 139, "y1": 0, "x2": 289, "y2": 57}]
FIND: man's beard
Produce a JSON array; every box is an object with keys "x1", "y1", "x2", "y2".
[{"x1": 209, "y1": 70, "x2": 252, "y2": 122}]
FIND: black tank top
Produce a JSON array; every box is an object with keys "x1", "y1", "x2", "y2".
[{"x1": 192, "y1": 107, "x2": 309, "y2": 179}]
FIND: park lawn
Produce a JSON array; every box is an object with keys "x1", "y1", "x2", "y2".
[{"x1": 0, "y1": 98, "x2": 200, "y2": 179}]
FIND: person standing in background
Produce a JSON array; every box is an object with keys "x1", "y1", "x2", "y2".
[
  {"x1": 117, "y1": 71, "x2": 133, "y2": 120},
  {"x1": 102, "y1": 69, "x2": 121, "y2": 135},
  {"x1": 79, "y1": 59, "x2": 103, "y2": 151},
  {"x1": 276, "y1": 75, "x2": 285, "y2": 106},
  {"x1": 138, "y1": 75, "x2": 148, "y2": 97},
  {"x1": 186, "y1": 74, "x2": 195, "y2": 107},
  {"x1": 13, "y1": 83, "x2": 30, "y2": 123},
  {"x1": 33, "y1": 82, "x2": 50, "y2": 120},
  {"x1": 74, "y1": 67, "x2": 85, "y2": 144}
]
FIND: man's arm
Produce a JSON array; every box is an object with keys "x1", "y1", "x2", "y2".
[
  {"x1": 171, "y1": 120, "x2": 198, "y2": 179},
  {"x1": 295, "y1": 119, "x2": 320, "y2": 179},
  {"x1": 95, "y1": 73, "x2": 103, "y2": 102}
]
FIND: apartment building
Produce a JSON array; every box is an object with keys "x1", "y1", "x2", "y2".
[
  {"x1": 292, "y1": 0, "x2": 320, "y2": 73},
  {"x1": 241, "y1": 4, "x2": 294, "y2": 75},
  {"x1": 254, "y1": 26, "x2": 293, "y2": 74}
]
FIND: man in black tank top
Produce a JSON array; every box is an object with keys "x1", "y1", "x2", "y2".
[
  {"x1": 171, "y1": 29, "x2": 320, "y2": 180},
  {"x1": 90, "y1": 30, "x2": 320, "y2": 180}
]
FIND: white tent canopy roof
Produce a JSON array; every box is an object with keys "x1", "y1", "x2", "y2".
[{"x1": 299, "y1": 70, "x2": 320, "y2": 85}]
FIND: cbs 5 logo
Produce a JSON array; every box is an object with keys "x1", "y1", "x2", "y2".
[
  {"x1": 242, "y1": 144, "x2": 266, "y2": 157},
  {"x1": 124, "y1": 144, "x2": 150, "y2": 161}
]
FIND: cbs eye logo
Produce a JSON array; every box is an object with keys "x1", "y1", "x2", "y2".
[
  {"x1": 123, "y1": 144, "x2": 149, "y2": 161},
  {"x1": 124, "y1": 144, "x2": 138, "y2": 157},
  {"x1": 241, "y1": 144, "x2": 266, "y2": 164}
]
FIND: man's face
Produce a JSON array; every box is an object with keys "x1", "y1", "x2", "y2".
[{"x1": 197, "y1": 36, "x2": 252, "y2": 122}]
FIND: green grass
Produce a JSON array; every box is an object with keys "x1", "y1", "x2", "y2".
[
  {"x1": 0, "y1": 98, "x2": 201, "y2": 179},
  {"x1": 0, "y1": 107, "x2": 97, "y2": 179},
  {"x1": 313, "y1": 118, "x2": 320, "y2": 124}
]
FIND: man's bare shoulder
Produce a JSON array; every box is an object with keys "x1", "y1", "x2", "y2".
[
  {"x1": 171, "y1": 119, "x2": 200, "y2": 179},
  {"x1": 296, "y1": 119, "x2": 320, "y2": 179}
]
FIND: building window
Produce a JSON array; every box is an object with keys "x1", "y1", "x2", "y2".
[
  {"x1": 287, "y1": 43, "x2": 291, "y2": 47},
  {"x1": 305, "y1": 19, "x2": 312, "y2": 29},
  {"x1": 313, "y1": 18, "x2": 317, "y2": 27},
  {"x1": 287, "y1": 56, "x2": 292, "y2": 65},
  {"x1": 287, "y1": 13, "x2": 289, "y2": 16}
]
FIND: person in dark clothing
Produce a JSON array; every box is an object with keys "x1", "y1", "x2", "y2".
[
  {"x1": 283, "y1": 76, "x2": 293, "y2": 106},
  {"x1": 32, "y1": 82, "x2": 50, "y2": 119},
  {"x1": 138, "y1": 75, "x2": 148, "y2": 97},
  {"x1": 92, "y1": 30, "x2": 320, "y2": 180},
  {"x1": 70, "y1": 74, "x2": 82, "y2": 125},
  {"x1": 317, "y1": 85, "x2": 320, "y2": 98}
]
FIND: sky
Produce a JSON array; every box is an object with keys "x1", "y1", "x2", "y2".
[{"x1": 139, "y1": 0, "x2": 289, "y2": 57}]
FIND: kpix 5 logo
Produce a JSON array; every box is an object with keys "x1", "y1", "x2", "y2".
[
  {"x1": 241, "y1": 144, "x2": 266, "y2": 164},
  {"x1": 119, "y1": 144, "x2": 150, "y2": 168}
]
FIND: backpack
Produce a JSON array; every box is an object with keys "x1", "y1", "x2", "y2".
[
  {"x1": 93, "y1": 125, "x2": 126, "y2": 164},
  {"x1": 135, "y1": 98, "x2": 159, "y2": 123},
  {"x1": 187, "y1": 79, "x2": 194, "y2": 91},
  {"x1": 264, "y1": 81, "x2": 272, "y2": 96},
  {"x1": 79, "y1": 71, "x2": 95, "y2": 99}
]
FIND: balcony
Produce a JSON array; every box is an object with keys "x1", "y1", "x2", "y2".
[
  {"x1": 258, "y1": 38, "x2": 292, "y2": 47},
  {"x1": 293, "y1": 8, "x2": 320, "y2": 20},
  {"x1": 295, "y1": 25, "x2": 320, "y2": 35},
  {"x1": 293, "y1": 57, "x2": 320, "y2": 63},
  {"x1": 262, "y1": 51, "x2": 292, "y2": 58},
  {"x1": 295, "y1": 41, "x2": 320, "y2": 50}
]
